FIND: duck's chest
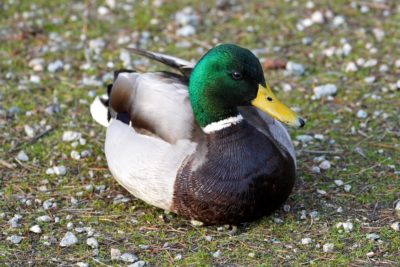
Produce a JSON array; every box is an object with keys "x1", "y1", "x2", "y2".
[{"x1": 172, "y1": 121, "x2": 296, "y2": 225}]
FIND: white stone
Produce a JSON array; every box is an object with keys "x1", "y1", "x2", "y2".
[
  {"x1": 29, "y1": 58, "x2": 45, "y2": 71},
  {"x1": 97, "y1": 6, "x2": 109, "y2": 16},
  {"x1": 373, "y1": 28, "x2": 385, "y2": 42},
  {"x1": 60, "y1": 232, "x2": 78, "y2": 247},
  {"x1": 334, "y1": 180, "x2": 344, "y2": 186},
  {"x1": 24, "y1": 125, "x2": 36, "y2": 138},
  {"x1": 176, "y1": 25, "x2": 196, "y2": 37},
  {"x1": 323, "y1": 243, "x2": 334, "y2": 252},
  {"x1": 313, "y1": 84, "x2": 337, "y2": 99},
  {"x1": 345, "y1": 62, "x2": 358, "y2": 72},
  {"x1": 366, "y1": 251, "x2": 374, "y2": 257},
  {"x1": 319, "y1": 160, "x2": 331, "y2": 170},
  {"x1": 36, "y1": 215, "x2": 51, "y2": 222},
  {"x1": 212, "y1": 250, "x2": 222, "y2": 258},
  {"x1": 336, "y1": 222, "x2": 353, "y2": 232},
  {"x1": 364, "y1": 59, "x2": 378, "y2": 68},
  {"x1": 17, "y1": 150, "x2": 29, "y2": 162},
  {"x1": 311, "y1": 166, "x2": 320, "y2": 173},
  {"x1": 7, "y1": 235, "x2": 23, "y2": 244},
  {"x1": 30, "y1": 225, "x2": 42, "y2": 234},
  {"x1": 344, "y1": 184, "x2": 352, "y2": 192},
  {"x1": 396, "y1": 80, "x2": 400, "y2": 89},
  {"x1": 311, "y1": 11, "x2": 324, "y2": 23},
  {"x1": 379, "y1": 64, "x2": 389, "y2": 73},
  {"x1": 30, "y1": 75, "x2": 41, "y2": 84},
  {"x1": 317, "y1": 189, "x2": 327, "y2": 195},
  {"x1": 128, "y1": 261, "x2": 146, "y2": 267},
  {"x1": 301, "y1": 237, "x2": 312, "y2": 245},
  {"x1": 62, "y1": 131, "x2": 81, "y2": 142},
  {"x1": 364, "y1": 76, "x2": 376, "y2": 84},
  {"x1": 111, "y1": 248, "x2": 121, "y2": 260},
  {"x1": 86, "y1": 237, "x2": 99, "y2": 249},
  {"x1": 366, "y1": 233, "x2": 380, "y2": 241},
  {"x1": 120, "y1": 252, "x2": 138, "y2": 263},
  {"x1": 395, "y1": 59, "x2": 400, "y2": 68},
  {"x1": 46, "y1": 166, "x2": 66, "y2": 176},
  {"x1": 356, "y1": 110, "x2": 368, "y2": 119},
  {"x1": 47, "y1": 60, "x2": 64, "y2": 72},
  {"x1": 76, "y1": 262, "x2": 89, "y2": 267},
  {"x1": 332, "y1": 16, "x2": 345, "y2": 27},
  {"x1": 9, "y1": 214, "x2": 22, "y2": 228},
  {"x1": 342, "y1": 43, "x2": 352, "y2": 56},
  {"x1": 395, "y1": 200, "x2": 400, "y2": 218},
  {"x1": 390, "y1": 222, "x2": 400, "y2": 231},
  {"x1": 296, "y1": 135, "x2": 313, "y2": 143},
  {"x1": 71, "y1": 150, "x2": 81, "y2": 160},
  {"x1": 286, "y1": 61, "x2": 305, "y2": 76}
]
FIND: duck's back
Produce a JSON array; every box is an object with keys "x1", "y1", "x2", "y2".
[{"x1": 172, "y1": 120, "x2": 296, "y2": 225}]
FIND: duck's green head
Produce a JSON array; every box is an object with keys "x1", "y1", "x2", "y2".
[{"x1": 189, "y1": 44, "x2": 304, "y2": 131}]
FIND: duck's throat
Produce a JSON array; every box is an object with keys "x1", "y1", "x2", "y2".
[{"x1": 202, "y1": 114, "x2": 244, "y2": 133}]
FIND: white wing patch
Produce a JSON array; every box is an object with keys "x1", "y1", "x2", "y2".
[{"x1": 105, "y1": 120, "x2": 197, "y2": 210}]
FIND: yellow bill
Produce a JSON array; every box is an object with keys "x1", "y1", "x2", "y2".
[{"x1": 251, "y1": 84, "x2": 305, "y2": 128}]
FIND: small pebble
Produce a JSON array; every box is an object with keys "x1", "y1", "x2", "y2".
[
  {"x1": 323, "y1": 243, "x2": 334, "y2": 252},
  {"x1": 286, "y1": 61, "x2": 305, "y2": 76},
  {"x1": 364, "y1": 76, "x2": 376, "y2": 84},
  {"x1": 86, "y1": 237, "x2": 99, "y2": 249},
  {"x1": 311, "y1": 166, "x2": 321, "y2": 173},
  {"x1": 317, "y1": 189, "x2": 327, "y2": 195},
  {"x1": 395, "y1": 59, "x2": 400, "y2": 69},
  {"x1": 301, "y1": 237, "x2": 312, "y2": 245},
  {"x1": 128, "y1": 261, "x2": 146, "y2": 267},
  {"x1": 313, "y1": 84, "x2": 337, "y2": 99},
  {"x1": 319, "y1": 160, "x2": 331, "y2": 170},
  {"x1": 60, "y1": 232, "x2": 78, "y2": 247},
  {"x1": 345, "y1": 62, "x2": 358, "y2": 72},
  {"x1": 334, "y1": 180, "x2": 344, "y2": 186},
  {"x1": 9, "y1": 214, "x2": 22, "y2": 228},
  {"x1": 176, "y1": 25, "x2": 196, "y2": 37},
  {"x1": 296, "y1": 135, "x2": 313, "y2": 143},
  {"x1": 47, "y1": 60, "x2": 64, "y2": 73},
  {"x1": 394, "y1": 200, "x2": 400, "y2": 219},
  {"x1": 336, "y1": 222, "x2": 353, "y2": 232},
  {"x1": 46, "y1": 166, "x2": 67, "y2": 176},
  {"x1": 7, "y1": 235, "x2": 23, "y2": 244},
  {"x1": 16, "y1": 150, "x2": 29, "y2": 162},
  {"x1": 390, "y1": 222, "x2": 400, "y2": 231},
  {"x1": 366, "y1": 233, "x2": 380, "y2": 241},
  {"x1": 62, "y1": 131, "x2": 82, "y2": 142},
  {"x1": 24, "y1": 125, "x2": 36, "y2": 138},
  {"x1": 344, "y1": 184, "x2": 352, "y2": 192},
  {"x1": 356, "y1": 110, "x2": 368, "y2": 119},
  {"x1": 366, "y1": 251, "x2": 374, "y2": 257},
  {"x1": 36, "y1": 215, "x2": 52, "y2": 223},
  {"x1": 120, "y1": 252, "x2": 139, "y2": 263},
  {"x1": 76, "y1": 262, "x2": 89, "y2": 267},
  {"x1": 212, "y1": 250, "x2": 221, "y2": 258},
  {"x1": 332, "y1": 16, "x2": 345, "y2": 27},
  {"x1": 30, "y1": 225, "x2": 42, "y2": 234},
  {"x1": 111, "y1": 248, "x2": 121, "y2": 260},
  {"x1": 174, "y1": 254, "x2": 182, "y2": 261}
]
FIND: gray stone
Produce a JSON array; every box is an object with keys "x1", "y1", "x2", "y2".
[
  {"x1": 60, "y1": 232, "x2": 78, "y2": 247},
  {"x1": 120, "y1": 252, "x2": 138, "y2": 263},
  {"x1": 7, "y1": 235, "x2": 23, "y2": 244},
  {"x1": 17, "y1": 150, "x2": 29, "y2": 161}
]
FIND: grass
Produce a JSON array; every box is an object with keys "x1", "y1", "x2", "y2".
[{"x1": 0, "y1": 0, "x2": 399, "y2": 266}]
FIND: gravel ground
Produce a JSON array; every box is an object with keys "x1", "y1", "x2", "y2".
[{"x1": 0, "y1": 0, "x2": 399, "y2": 266}]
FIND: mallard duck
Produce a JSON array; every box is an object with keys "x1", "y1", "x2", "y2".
[{"x1": 90, "y1": 44, "x2": 305, "y2": 225}]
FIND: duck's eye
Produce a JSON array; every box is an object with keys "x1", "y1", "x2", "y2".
[{"x1": 231, "y1": 71, "x2": 243, "y2": 80}]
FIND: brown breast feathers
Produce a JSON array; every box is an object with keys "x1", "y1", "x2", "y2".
[{"x1": 172, "y1": 120, "x2": 296, "y2": 225}]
